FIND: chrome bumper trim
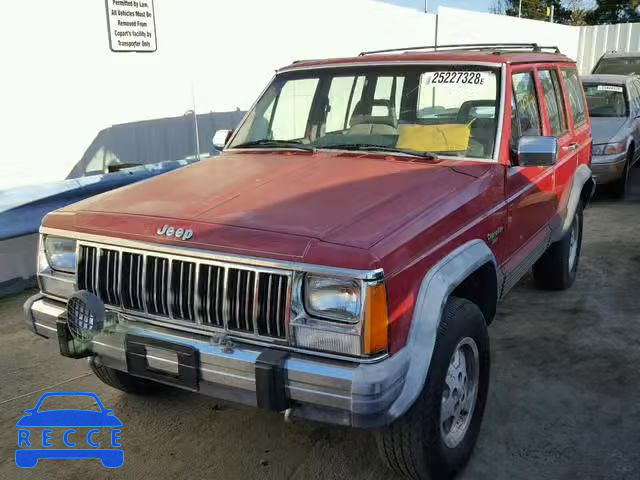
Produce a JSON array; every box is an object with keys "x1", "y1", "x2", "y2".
[
  {"x1": 27, "y1": 297, "x2": 405, "y2": 427},
  {"x1": 592, "y1": 155, "x2": 626, "y2": 184}
]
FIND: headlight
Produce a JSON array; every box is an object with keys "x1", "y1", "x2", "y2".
[
  {"x1": 44, "y1": 236, "x2": 77, "y2": 273},
  {"x1": 304, "y1": 275, "x2": 362, "y2": 323},
  {"x1": 293, "y1": 275, "x2": 389, "y2": 357},
  {"x1": 604, "y1": 142, "x2": 625, "y2": 155},
  {"x1": 593, "y1": 142, "x2": 625, "y2": 155}
]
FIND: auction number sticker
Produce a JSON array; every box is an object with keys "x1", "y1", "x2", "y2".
[
  {"x1": 424, "y1": 71, "x2": 490, "y2": 86},
  {"x1": 597, "y1": 85, "x2": 623, "y2": 92}
]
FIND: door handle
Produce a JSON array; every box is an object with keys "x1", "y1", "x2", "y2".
[{"x1": 563, "y1": 143, "x2": 579, "y2": 151}]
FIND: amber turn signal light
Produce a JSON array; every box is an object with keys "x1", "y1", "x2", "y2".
[{"x1": 363, "y1": 283, "x2": 389, "y2": 355}]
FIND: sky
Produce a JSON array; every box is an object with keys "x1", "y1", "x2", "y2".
[
  {"x1": 380, "y1": 0, "x2": 493, "y2": 13},
  {"x1": 380, "y1": 0, "x2": 596, "y2": 13}
]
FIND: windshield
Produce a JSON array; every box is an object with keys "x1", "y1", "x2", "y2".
[
  {"x1": 593, "y1": 57, "x2": 640, "y2": 75},
  {"x1": 229, "y1": 66, "x2": 501, "y2": 160},
  {"x1": 582, "y1": 83, "x2": 628, "y2": 117}
]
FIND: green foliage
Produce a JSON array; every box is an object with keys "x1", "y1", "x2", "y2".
[
  {"x1": 501, "y1": 0, "x2": 573, "y2": 24},
  {"x1": 491, "y1": 0, "x2": 640, "y2": 25},
  {"x1": 585, "y1": 1, "x2": 640, "y2": 25}
]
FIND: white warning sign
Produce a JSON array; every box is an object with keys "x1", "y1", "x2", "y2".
[{"x1": 106, "y1": 0, "x2": 157, "y2": 52}]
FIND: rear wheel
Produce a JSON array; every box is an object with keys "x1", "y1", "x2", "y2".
[
  {"x1": 532, "y1": 204, "x2": 583, "y2": 290},
  {"x1": 89, "y1": 358, "x2": 165, "y2": 395},
  {"x1": 376, "y1": 297, "x2": 490, "y2": 480}
]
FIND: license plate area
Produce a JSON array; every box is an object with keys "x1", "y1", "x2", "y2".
[{"x1": 125, "y1": 334, "x2": 199, "y2": 391}]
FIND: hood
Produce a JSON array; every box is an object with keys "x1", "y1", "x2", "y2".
[
  {"x1": 50, "y1": 150, "x2": 488, "y2": 255},
  {"x1": 590, "y1": 117, "x2": 628, "y2": 145}
]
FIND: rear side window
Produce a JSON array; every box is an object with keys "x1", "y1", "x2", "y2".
[
  {"x1": 539, "y1": 69, "x2": 568, "y2": 136},
  {"x1": 561, "y1": 69, "x2": 588, "y2": 127},
  {"x1": 512, "y1": 72, "x2": 542, "y2": 137}
]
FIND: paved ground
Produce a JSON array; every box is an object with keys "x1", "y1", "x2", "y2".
[{"x1": 1, "y1": 170, "x2": 639, "y2": 480}]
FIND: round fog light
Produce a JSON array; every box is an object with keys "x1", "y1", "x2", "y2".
[{"x1": 67, "y1": 291, "x2": 106, "y2": 342}]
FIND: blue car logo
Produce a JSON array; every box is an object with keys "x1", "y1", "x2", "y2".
[{"x1": 15, "y1": 391, "x2": 123, "y2": 468}]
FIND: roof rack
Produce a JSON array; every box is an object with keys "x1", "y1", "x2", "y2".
[{"x1": 359, "y1": 43, "x2": 561, "y2": 56}]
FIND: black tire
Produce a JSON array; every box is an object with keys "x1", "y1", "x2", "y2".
[
  {"x1": 610, "y1": 151, "x2": 631, "y2": 199},
  {"x1": 532, "y1": 204, "x2": 583, "y2": 290},
  {"x1": 89, "y1": 358, "x2": 164, "y2": 395},
  {"x1": 376, "y1": 297, "x2": 490, "y2": 480}
]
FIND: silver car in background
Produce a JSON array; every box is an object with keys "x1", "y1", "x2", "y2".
[
  {"x1": 591, "y1": 51, "x2": 640, "y2": 76},
  {"x1": 581, "y1": 74, "x2": 640, "y2": 198}
]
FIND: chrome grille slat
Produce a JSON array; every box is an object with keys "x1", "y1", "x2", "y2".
[
  {"x1": 276, "y1": 276, "x2": 283, "y2": 338},
  {"x1": 77, "y1": 243, "x2": 290, "y2": 341},
  {"x1": 140, "y1": 254, "x2": 148, "y2": 314},
  {"x1": 265, "y1": 276, "x2": 272, "y2": 336},
  {"x1": 127, "y1": 254, "x2": 134, "y2": 308},
  {"x1": 244, "y1": 271, "x2": 252, "y2": 332},
  {"x1": 95, "y1": 247, "x2": 101, "y2": 297},
  {"x1": 222, "y1": 268, "x2": 229, "y2": 329},
  {"x1": 215, "y1": 266, "x2": 223, "y2": 325},
  {"x1": 166, "y1": 260, "x2": 174, "y2": 320},
  {"x1": 206, "y1": 266, "x2": 213, "y2": 324},
  {"x1": 152, "y1": 257, "x2": 159, "y2": 314},
  {"x1": 252, "y1": 273, "x2": 259, "y2": 335},
  {"x1": 236, "y1": 270, "x2": 242, "y2": 330},
  {"x1": 193, "y1": 262, "x2": 201, "y2": 325}
]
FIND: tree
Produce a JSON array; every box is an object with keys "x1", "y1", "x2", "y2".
[
  {"x1": 585, "y1": 0, "x2": 640, "y2": 25},
  {"x1": 491, "y1": 0, "x2": 577, "y2": 24},
  {"x1": 570, "y1": 8, "x2": 589, "y2": 25}
]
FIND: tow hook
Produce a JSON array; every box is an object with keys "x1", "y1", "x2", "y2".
[{"x1": 284, "y1": 408, "x2": 294, "y2": 423}]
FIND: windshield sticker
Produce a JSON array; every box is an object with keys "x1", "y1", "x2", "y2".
[
  {"x1": 597, "y1": 85, "x2": 623, "y2": 93},
  {"x1": 423, "y1": 71, "x2": 490, "y2": 86}
]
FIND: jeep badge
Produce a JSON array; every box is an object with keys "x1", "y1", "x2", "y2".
[{"x1": 156, "y1": 224, "x2": 193, "y2": 240}]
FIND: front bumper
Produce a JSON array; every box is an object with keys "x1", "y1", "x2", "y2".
[
  {"x1": 592, "y1": 153, "x2": 626, "y2": 184},
  {"x1": 25, "y1": 294, "x2": 407, "y2": 428}
]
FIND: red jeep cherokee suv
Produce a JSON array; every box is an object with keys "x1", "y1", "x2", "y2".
[{"x1": 26, "y1": 43, "x2": 593, "y2": 479}]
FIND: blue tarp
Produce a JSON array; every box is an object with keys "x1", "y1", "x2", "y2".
[{"x1": 0, "y1": 159, "x2": 198, "y2": 241}]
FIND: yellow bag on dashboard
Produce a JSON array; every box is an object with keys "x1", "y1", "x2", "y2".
[{"x1": 396, "y1": 123, "x2": 472, "y2": 152}]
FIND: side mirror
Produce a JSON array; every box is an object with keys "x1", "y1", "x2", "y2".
[
  {"x1": 516, "y1": 136, "x2": 558, "y2": 167},
  {"x1": 212, "y1": 129, "x2": 233, "y2": 150}
]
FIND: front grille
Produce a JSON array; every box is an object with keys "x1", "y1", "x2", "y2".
[{"x1": 77, "y1": 244, "x2": 290, "y2": 340}]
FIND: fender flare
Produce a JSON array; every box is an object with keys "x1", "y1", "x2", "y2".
[
  {"x1": 383, "y1": 239, "x2": 496, "y2": 422},
  {"x1": 554, "y1": 163, "x2": 594, "y2": 242}
]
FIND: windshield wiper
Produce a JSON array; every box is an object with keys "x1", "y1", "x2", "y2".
[
  {"x1": 321, "y1": 144, "x2": 437, "y2": 159},
  {"x1": 232, "y1": 139, "x2": 315, "y2": 152}
]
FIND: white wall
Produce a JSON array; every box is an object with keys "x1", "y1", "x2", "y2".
[
  {"x1": 0, "y1": 2, "x2": 616, "y2": 192},
  {"x1": 0, "y1": 0, "x2": 436, "y2": 191},
  {"x1": 577, "y1": 22, "x2": 640, "y2": 74}
]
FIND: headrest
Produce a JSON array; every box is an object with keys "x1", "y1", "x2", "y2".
[
  {"x1": 457, "y1": 100, "x2": 496, "y2": 123},
  {"x1": 350, "y1": 99, "x2": 398, "y2": 128}
]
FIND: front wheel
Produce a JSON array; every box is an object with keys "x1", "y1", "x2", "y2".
[
  {"x1": 376, "y1": 297, "x2": 490, "y2": 480},
  {"x1": 532, "y1": 205, "x2": 583, "y2": 290}
]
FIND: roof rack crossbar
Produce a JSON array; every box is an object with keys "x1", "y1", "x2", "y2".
[{"x1": 359, "y1": 43, "x2": 561, "y2": 56}]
